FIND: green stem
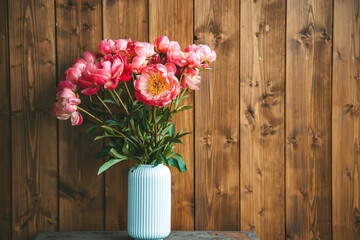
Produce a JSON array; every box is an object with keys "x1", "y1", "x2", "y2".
[
  {"x1": 78, "y1": 106, "x2": 104, "y2": 124},
  {"x1": 96, "y1": 93, "x2": 112, "y2": 115},
  {"x1": 124, "y1": 80, "x2": 134, "y2": 103},
  {"x1": 112, "y1": 89, "x2": 141, "y2": 144},
  {"x1": 152, "y1": 107, "x2": 158, "y2": 144},
  {"x1": 112, "y1": 89, "x2": 130, "y2": 115}
]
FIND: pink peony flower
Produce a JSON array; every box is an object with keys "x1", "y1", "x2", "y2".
[
  {"x1": 99, "y1": 39, "x2": 116, "y2": 55},
  {"x1": 122, "y1": 41, "x2": 155, "y2": 74},
  {"x1": 101, "y1": 54, "x2": 125, "y2": 89},
  {"x1": 65, "y1": 51, "x2": 96, "y2": 84},
  {"x1": 115, "y1": 39, "x2": 131, "y2": 53},
  {"x1": 181, "y1": 68, "x2": 201, "y2": 90},
  {"x1": 167, "y1": 51, "x2": 187, "y2": 67},
  {"x1": 185, "y1": 44, "x2": 216, "y2": 68},
  {"x1": 99, "y1": 39, "x2": 131, "y2": 55},
  {"x1": 154, "y1": 36, "x2": 170, "y2": 53},
  {"x1": 185, "y1": 51, "x2": 202, "y2": 68},
  {"x1": 134, "y1": 63, "x2": 180, "y2": 107},
  {"x1": 53, "y1": 88, "x2": 83, "y2": 126},
  {"x1": 78, "y1": 61, "x2": 111, "y2": 95}
]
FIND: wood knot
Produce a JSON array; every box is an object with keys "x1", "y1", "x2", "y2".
[
  {"x1": 345, "y1": 103, "x2": 360, "y2": 115},
  {"x1": 257, "y1": 168, "x2": 263, "y2": 177},
  {"x1": 244, "y1": 184, "x2": 253, "y2": 194},
  {"x1": 66, "y1": 0, "x2": 76, "y2": 9},
  {"x1": 317, "y1": 31, "x2": 331, "y2": 42},
  {"x1": 225, "y1": 136, "x2": 237, "y2": 143},
  {"x1": 200, "y1": 135, "x2": 212, "y2": 145},
  {"x1": 248, "y1": 223, "x2": 255, "y2": 230},
  {"x1": 244, "y1": 108, "x2": 255, "y2": 125},
  {"x1": 345, "y1": 168, "x2": 352, "y2": 179},
  {"x1": 82, "y1": 2, "x2": 96, "y2": 10},
  {"x1": 297, "y1": 25, "x2": 314, "y2": 47},
  {"x1": 71, "y1": 28, "x2": 78, "y2": 36},
  {"x1": 44, "y1": 216, "x2": 58, "y2": 225},
  {"x1": 82, "y1": 23, "x2": 91, "y2": 31},
  {"x1": 286, "y1": 137, "x2": 298, "y2": 146},
  {"x1": 215, "y1": 186, "x2": 222, "y2": 195},
  {"x1": 299, "y1": 188, "x2": 307, "y2": 198},
  {"x1": 261, "y1": 124, "x2": 276, "y2": 137},
  {"x1": 308, "y1": 128, "x2": 321, "y2": 146},
  {"x1": 353, "y1": 208, "x2": 360, "y2": 230},
  {"x1": 354, "y1": 74, "x2": 360, "y2": 82},
  {"x1": 17, "y1": 215, "x2": 29, "y2": 230},
  {"x1": 261, "y1": 94, "x2": 277, "y2": 106},
  {"x1": 258, "y1": 209, "x2": 264, "y2": 216},
  {"x1": 33, "y1": 193, "x2": 40, "y2": 201}
]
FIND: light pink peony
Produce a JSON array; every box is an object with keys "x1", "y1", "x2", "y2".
[
  {"x1": 154, "y1": 36, "x2": 170, "y2": 53},
  {"x1": 53, "y1": 88, "x2": 83, "y2": 126},
  {"x1": 99, "y1": 39, "x2": 131, "y2": 55},
  {"x1": 134, "y1": 63, "x2": 180, "y2": 107},
  {"x1": 185, "y1": 44, "x2": 216, "y2": 68},
  {"x1": 181, "y1": 68, "x2": 201, "y2": 90},
  {"x1": 101, "y1": 54, "x2": 125, "y2": 89},
  {"x1": 123, "y1": 41, "x2": 155, "y2": 74},
  {"x1": 185, "y1": 51, "x2": 202, "y2": 68},
  {"x1": 78, "y1": 61, "x2": 111, "y2": 95},
  {"x1": 99, "y1": 39, "x2": 116, "y2": 55},
  {"x1": 167, "y1": 51, "x2": 187, "y2": 67}
]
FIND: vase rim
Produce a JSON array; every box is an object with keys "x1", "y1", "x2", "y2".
[{"x1": 135, "y1": 163, "x2": 164, "y2": 167}]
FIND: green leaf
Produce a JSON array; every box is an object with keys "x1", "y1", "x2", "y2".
[
  {"x1": 176, "y1": 105, "x2": 193, "y2": 113},
  {"x1": 97, "y1": 158, "x2": 125, "y2": 175},
  {"x1": 161, "y1": 124, "x2": 173, "y2": 135},
  {"x1": 175, "y1": 154, "x2": 187, "y2": 172},
  {"x1": 109, "y1": 148, "x2": 128, "y2": 159},
  {"x1": 177, "y1": 131, "x2": 192, "y2": 138},
  {"x1": 101, "y1": 125, "x2": 115, "y2": 134},
  {"x1": 103, "y1": 99, "x2": 117, "y2": 105},
  {"x1": 164, "y1": 136, "x2": 183, "y2": 144},
  {"x1": 93, "y1": 148, "x2": 111, "y2": 159},
  {"x1": 169, "y1": 123, "x2": 175, "y2": 137},
  {"x1": 83, "y1": 125, "x2": 98, "y2": 138}
]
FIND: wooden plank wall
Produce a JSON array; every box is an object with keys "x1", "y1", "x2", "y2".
[{"x1": 0, "y1": 0, "x2": 359, "y2": 239}]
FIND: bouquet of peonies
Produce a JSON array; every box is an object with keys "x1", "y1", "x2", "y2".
[{"x1": 54, "y1": 36, "x2": 216, "y2": 175}]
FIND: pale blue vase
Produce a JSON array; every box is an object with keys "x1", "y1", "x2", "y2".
[{"x1": 127, "y1": 164, "x2": 171, "y2": 240}]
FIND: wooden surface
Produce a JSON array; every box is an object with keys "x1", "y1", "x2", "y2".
[
  {"x1": 56, "y1": 0, "x2": 104, "y2": 231},
  {"x1": 149, "y1": 0, "x2": 195, "y2": 231},
  {"x1": 0, "y1": 0, "x2": 11, "y2": 239},
  {"x1": 194, "y1": 0, "x2": 240, "y2": 230},
  {"x1": 286, "y1": 0, "x2": 332, "y2": 239},
  {"x1": 102, "y1": 0, "x2": 148, "y2": 231},
  {"x1": 35, "y1": 231, "x2": 258, "y2": 240},
  {"x1": 240, "y1": 0, "x2": 285, "y2": 239},
  {"x1": 9, "y1": 0, "x2": 58, "y2": 239},
  {"x1": 0, "y1": 0, "x2": 359, "y2": 240},
  {"x1": 332, "y1": 0, "x2": 360, "y2": 239}
]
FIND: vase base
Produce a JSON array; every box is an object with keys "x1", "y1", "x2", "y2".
[{"x1": 134, "y1": 239, "x2": 163, "y2": 240}]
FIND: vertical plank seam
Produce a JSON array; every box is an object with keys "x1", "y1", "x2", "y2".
[
  {"x1": 192, "y1": 0, "x2": 196, "y2": 231},
  {"x1": 54, "y1": 0, "x2": 60, "y2": 232},
  {"x1": 6, "y1": 0, "x2": 13, "y2": 238},
  {"x1": 101, "y1": 0, "x2": 106, "y2": 231},
  {"x1": 238, "y1": 0, "x2": 241, "y2": 232},
  {"x1": 330, "y1": 0, "x2": 335, "y2": 239},
  {"x1": 284, "y1": 0, "x2": 287, "y2": 239}
]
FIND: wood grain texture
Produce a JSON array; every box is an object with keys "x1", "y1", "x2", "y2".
[
  {"x1": 102, "y1": 0, "x2": 148, "y2": 230},
  {"x1": 194, "y1": 0, "x2": 240, "y2": 230},
  {"x1": 0, "y1": 0, "x2": 11, "y2": 239},
  {"x1": 240, "y1": 0, "x2": 285, "y2": 239},
  {"x1": 286, "y1": 0, "x2": 332, "y2": 239},
  {"x1": 35, "y1": 231, "x2": 259, "y2": 240},
  {"x1": 8, "y1": 0, "x2": 58, "y2": 239},
  {"x1": 332, "y1": 0, "x2": 360, "y2": 239},
  {"x1": 56, "y1": 0, "x2": 104, "y2": 231},
  {"x1": 149, "y1": 0, "x2": 194, "y2": 231}
]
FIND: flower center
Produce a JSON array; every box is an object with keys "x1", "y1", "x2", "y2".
[{"x1": 147, "y1": 74, "x2": 167, "y2": 95}]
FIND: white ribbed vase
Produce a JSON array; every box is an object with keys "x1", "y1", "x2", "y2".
[{"x1": 127, "y1": 164, "x2": 171, "y2": 240}]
